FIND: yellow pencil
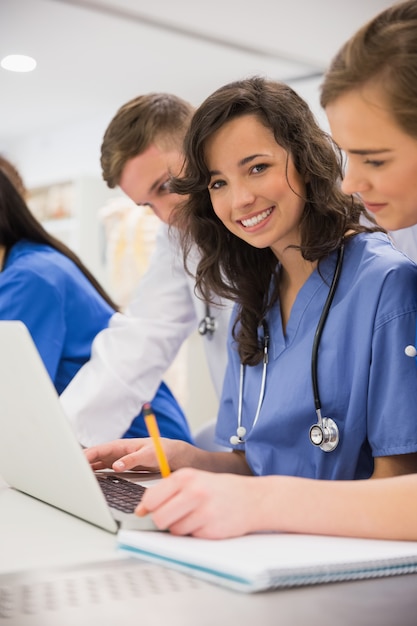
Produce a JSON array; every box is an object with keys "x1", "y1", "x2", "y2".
[{"x1": 143, "y1": 402, "x2": 171, "y2": 478}]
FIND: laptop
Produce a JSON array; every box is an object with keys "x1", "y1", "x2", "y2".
[{"x1": 0, "y1": 320, "x2": 158, "y2": 533}]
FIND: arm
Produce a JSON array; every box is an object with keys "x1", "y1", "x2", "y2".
[
  {"x1": 61, "y1": 224, "x2": 198, "y2": 446},
  {"x1": 373, "y1": 453, "x2": 417, "y2": 478},
  {"x1": 135, "y1": 467, "x2": 417, "y2": 540},
  {"x1": 367, "y1": 264, "x2": 417, "y2": 477}
]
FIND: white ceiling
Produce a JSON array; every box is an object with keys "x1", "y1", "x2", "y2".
[{"x1": 0, "y1": 0, "x2": 397, "y2": 145}]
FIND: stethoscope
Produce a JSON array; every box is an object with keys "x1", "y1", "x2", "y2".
[
  {"x1": 230, "y1": 244, "x2": 345, "y2": 452},
  {"x1": 198, "y1": 303, "x2": 217, "y2": 336}
]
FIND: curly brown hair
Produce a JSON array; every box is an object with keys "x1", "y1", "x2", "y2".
[{"x1": 172, "y1": 77, "x2": 384, "y2": 365}]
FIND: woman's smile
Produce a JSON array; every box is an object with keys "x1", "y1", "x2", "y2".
[{"x1": 239, "y1": 207, "x2": 274, "y2": 229}]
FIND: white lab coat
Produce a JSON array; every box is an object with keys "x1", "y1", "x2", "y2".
[
  {"x1": 390, "y1": 224, "x2": 417, "y2": 263},
  {"x1": 60, "y1": 223, "x2": 234, "y2": 446}
]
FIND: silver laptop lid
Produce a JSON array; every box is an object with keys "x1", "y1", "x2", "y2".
[{"x1": 0, "y1": 320, "x2": 119, "y2": 533}]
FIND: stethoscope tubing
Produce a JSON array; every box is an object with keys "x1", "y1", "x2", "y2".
[
  {"x1": 232, "y1": 244, "x2": 345, "y2": 451},
  {"x1": 311, "y1": 244, "x2": 345, "y2": 411}
]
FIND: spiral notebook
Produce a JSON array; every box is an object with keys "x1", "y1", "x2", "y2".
[{"x1": 117, "y1": 529, "x2": 417, "y2": 593}]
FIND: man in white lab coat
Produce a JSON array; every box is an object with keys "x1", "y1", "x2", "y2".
[{"x1": 60, "y1": 93, "x2": 233, "y2": 447}]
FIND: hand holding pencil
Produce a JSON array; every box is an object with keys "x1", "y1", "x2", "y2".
[{"x1": 143, "y1": 402, "x2": 171, "y2": 478}]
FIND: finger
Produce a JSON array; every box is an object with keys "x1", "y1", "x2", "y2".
[
  {"x1": 113, "y1": 442, "x2": 164, "y2": 473},
  {"x1": 142, "y1": 476, "x2": 201, "y2": 531},
  {"x1": 89, "y1": 461, "x2": 107, "y2": 471},
  {"x1": 84, "y1": 443, "x2": 122, "y2": 465},
  {"x1": 168, "y1": 515, "x2": 205, "y2": 537},
  {"x1": 85, "y1": 439, "x2": 143, "y2": 464},
  {"x1": 136, "y1": 474, "x2": 179, "y2": 514},
  {"x1": 84, "y1": 447, "x2": 103, "y2": 464},
  {"x1": 135, "y1": 502, "x2": 149, "y2": 517}
]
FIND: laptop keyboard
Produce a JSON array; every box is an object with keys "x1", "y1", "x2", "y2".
[{"x1": 96, "y1": 475, "x2": 147, "y2": 514}]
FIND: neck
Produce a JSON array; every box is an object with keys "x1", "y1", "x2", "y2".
[
  {"x1": 0, "y1": 246, "x2": 6, "y2": 271},
  {"x1": 279, "y1": 249, "x2": 316, "y2": 291},
  {"x1": 278, "y1": 251, "x2": 317, "y2": 332}
]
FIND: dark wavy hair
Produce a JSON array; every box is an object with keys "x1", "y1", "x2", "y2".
[
  {"x1": 0, "y1": 169, "x2": 119, "y2": 310},
  {"x1": 171, "y1": 77, "x2": 384, "y2": 366}
]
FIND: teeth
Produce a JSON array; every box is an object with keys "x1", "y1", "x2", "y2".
[{"x1": 241, "y1": 208, "x2": 272, "y2": 228}]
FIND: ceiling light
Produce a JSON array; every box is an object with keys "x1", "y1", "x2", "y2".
[{"x1": 1, "y1": 54, "x2": 37, "y2": 72}]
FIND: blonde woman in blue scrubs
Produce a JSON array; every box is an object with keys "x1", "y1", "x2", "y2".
[{"x1": 0, "y1": 164, "x2": 193, "y2": 444}]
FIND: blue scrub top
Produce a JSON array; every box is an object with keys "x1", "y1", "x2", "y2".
[
  {"x1": 216, "y1": 232, "x2": 417, "y2": 479},
  {"x1": 0, "y1": 241, "x2": 193, "y2": 443}
]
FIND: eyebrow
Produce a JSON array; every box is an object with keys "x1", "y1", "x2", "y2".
[
  {"x1": 346, "y1": 148, "x2": 392, "y2": 155},
  {"x1": 149, "y1": 171, "x2": 169, "y2": 194},
  {"x1": 208, "y1": 153, "x2": 270, "y2": 177}
]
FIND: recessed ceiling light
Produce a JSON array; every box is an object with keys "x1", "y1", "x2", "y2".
[{"x1": 1, "y1": 54, "x2": 37, "y2": 72}]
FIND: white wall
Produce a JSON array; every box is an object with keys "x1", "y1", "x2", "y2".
[
  {"x1": 2, "y1": 76, "x2": 326, "y2": 188},
  {"x1": 2, "y1": 112, "x2": 110, "y2": 187}
]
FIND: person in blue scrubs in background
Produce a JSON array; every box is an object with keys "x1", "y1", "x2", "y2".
[
  {"x1": 85, "y1": 75, "x2": 417, "y2": 511},
  {"x1": 0, "y1": 159, "x2": 193, "y2": 444}
]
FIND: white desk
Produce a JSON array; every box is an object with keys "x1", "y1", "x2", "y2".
[{"x1": 2, "y1": 476, "x2": 417, "y2": 626}]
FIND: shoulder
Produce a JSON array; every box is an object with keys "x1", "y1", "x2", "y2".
[
  {"x1": 340, "y1": 234, "x2": 417, "y2": 316},
  {"x1": 6, "y1": 240, "x2": 67, "y2": 266},
  {"x1": 347, "y1": 232, "x2": 417, "y2": 272},
  {"x1": 2, "y1": 241, "x2": 80, "y2": 289}
]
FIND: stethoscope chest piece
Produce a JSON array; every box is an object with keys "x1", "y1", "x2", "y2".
[
  {"x1": 198, "y1": 303, "x2": 217, "y2": 336},
  {"x1": 229, "y1": 426, "x2": 247, "y2": 446},
  {"x1": 309, "y1": 416, "x2": 339, "y2": 452}
]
